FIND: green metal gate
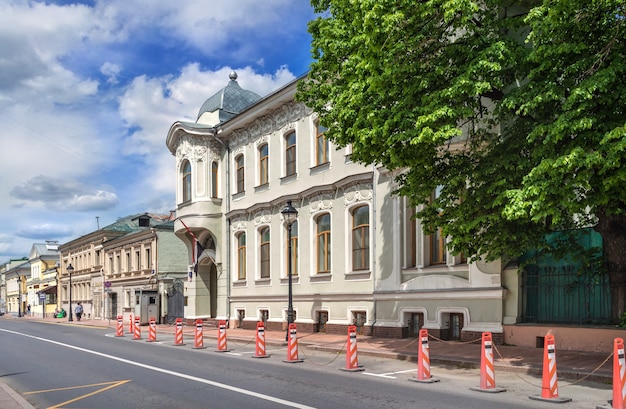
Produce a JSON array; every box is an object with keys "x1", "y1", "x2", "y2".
[{"x1": 521, "y1": 228, "x2": 610, "y2": 325}]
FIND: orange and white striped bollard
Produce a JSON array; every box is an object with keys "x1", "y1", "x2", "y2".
[
  {"x1": 193, "y1": 319, "x2": 206, "y2": 349},
  {"x1": 409, "y1": 329, "x2": 439, "y2": 383},
  {"x1": 253, "y1": 321, "x2": 269, "y2": 358},
  {"x1": 215, "y1": 320, "x2": 230, "y2": 352},
  {"x1": 147, "y1": 317, "x2": 157, "y2": 342},
  {"x1": 129, "y1": 313, "x2": 134, "y2": 334},
  {"x1": 115, "y1": 315, "x2": 124, "y2": 337},
  {"x1": 133, "y1": 316, "x2": 141, "y2": 340},
  {"x1": 341, "y1": 325, "x2": 364, "y2": 372},
  {"x1": 470, "y1": 332, "x2": 505, "y2": 393},
  {"x1": 529, "y1": 334, "x2": 571, "y2": 403},
  {"x1": 283, "y1": 323, "x2": 303, "y2": 363},
  {"x1": 173, "y1": 318, "x2": 185, "y2": 346}
]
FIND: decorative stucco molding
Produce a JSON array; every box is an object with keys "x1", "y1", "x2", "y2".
[
  {"x1": 231, "y1": 102, "x2": 310, "y2": 148},
  {"x1": 309, "y1": 192, "x2": 334, "y2": 213}
]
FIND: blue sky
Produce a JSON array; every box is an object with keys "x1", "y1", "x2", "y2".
[{"x1": 0, "y1": 0, "x2": 316, "y2": 261}]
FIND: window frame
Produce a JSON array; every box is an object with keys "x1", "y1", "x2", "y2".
[
  {"x1": 182, "y1": 160, "x2": 192, "y2": 202},
  {"x1": 211, "y1": 162, "x2": 219, "y2": 198},
  {"x1": 237, "y1": 233, "x2": 246, "y2": 280},
  {"x1": 259, "y1": 143, "x2": 269, "y2": 185},
  {"x1": 259, "y1": 226, "x2": 270, "y2": 279},
  {"x1": 235, "y1": 154, "x2": 245, "y2": 194},
  {"x1": 316, "y1": 213, "x2": 331, "y2": 274},
  {"x1": 315, "y1": 122, "x2": 329, "y2": 165},
  {"x1": 285, "y1": 221, "x2": 298, "y2": 277},
  {"x1": 351, "y1": 205, "x2": 370, "y2": 271},
  {"x1": 430, "y1": 185, "x2": 447, "y2": 265},
  {"x1": 285, "y1": 131, "x2": 296, "y2": 176}
]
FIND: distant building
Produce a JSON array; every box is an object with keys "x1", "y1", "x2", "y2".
[
  {"x1": 58, "y1": 213, "x2": 188, "y2": 323},
  {"x1": 2, "y1": 258, "x2": 30, "y2": 316},
  {"x1": 27, "y1": 241, "x2": 60, "y2": 318}
]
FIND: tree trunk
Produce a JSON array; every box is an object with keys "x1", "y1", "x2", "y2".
[{"x1": 595, "y1": 210, "x2": 626, "y2": 324}]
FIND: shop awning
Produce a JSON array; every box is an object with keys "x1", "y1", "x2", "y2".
[{"x1": 37, "y1": 285, "x2": 57, "y2": 294}]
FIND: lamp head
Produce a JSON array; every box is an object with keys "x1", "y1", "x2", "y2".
[{"x1": 280, "y1": 200, "x2": 298, "y2": 226}]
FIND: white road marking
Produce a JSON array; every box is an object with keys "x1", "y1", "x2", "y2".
[
  {"x1": 363, "y1": 368, "x2": 416, "y2": 379},
  {"x1": 0, "y1": 328, "x2": 316, "y2": 409}
]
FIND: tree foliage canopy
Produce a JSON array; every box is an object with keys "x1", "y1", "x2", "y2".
[{"x1": 298, "y1": 0, "x2": 626, "y2": 267}]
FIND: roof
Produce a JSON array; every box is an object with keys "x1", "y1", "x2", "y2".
[
  {"x1": 197, "y1": 72, "x2": 262, "y2": 123},
  {"x1": 30, "y1": 242, "x2": 59, "y2": 260}
]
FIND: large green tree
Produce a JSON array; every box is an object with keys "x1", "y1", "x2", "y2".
[{"x1": 298, "y1": 0, "x2": 626, "y2": 321}]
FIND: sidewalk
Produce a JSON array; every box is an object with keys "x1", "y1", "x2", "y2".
[{"x1": 2, "y1": 315, "x2": 615, "y2": 408}]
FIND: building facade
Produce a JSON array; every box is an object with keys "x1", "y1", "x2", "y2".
[
  {"x1": 3, "y1": 259, "x2": 30, "y2": 316},
  {"x1": 166, "y1": 73, "x2": 507, "y2": 340},
  {"x1": 58, "y1": 213, "x2": 188, "y2": 323},
  {"x1": 26, "y1": 241, "x2": 60, "y2": 318}
]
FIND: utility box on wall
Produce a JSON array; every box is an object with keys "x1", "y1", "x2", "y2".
[{"x1": 134, "y1": 290, "x2": 159, "y2": 324}]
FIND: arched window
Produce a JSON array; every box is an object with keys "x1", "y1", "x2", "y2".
[
  {"x1": 237, "y1": 233, "x2": 246, "y2": 280},
  {"x1": 352, "y1": 205, "x2": 369, "y2": 271},
  {"x1": 182, "y1": 160, "x2": 192, "y2": 202},
  {"x1": 259, "y1": 144, "x2": 268, "y2": 185},
  {"x1": 316, "y1": 214, "x2": 331, "y2": 274},
  {"x1": 285, "y1": 131, "x2": 296, "y2": 176},
  {"x1": 235, "y1": 154, "x2": 245, "y2": 193},
  {"x1": 260, "y1": 227, "x2": 270, "y2": 278},
  {"x1": 315, "y1": 122, "x2": 329, "y2": 165},
  {"x1": 211, "y1": 162, "x2": 218, "y2": 198},
  {"x1": 286, "y1": 221, "x2": 298, "y2": 276}
]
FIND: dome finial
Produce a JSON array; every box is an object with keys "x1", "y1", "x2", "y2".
[{"x1": 229, "y1": 71, "x2": 238, "y2": 81}]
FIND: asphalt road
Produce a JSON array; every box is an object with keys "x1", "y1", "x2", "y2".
[{"x1": 0, "y1": 320, "x2": 611, "y2": 408}]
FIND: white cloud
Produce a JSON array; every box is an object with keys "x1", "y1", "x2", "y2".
[
  {"x1": 10, "y1": 175, "x2": 119, "y2": 212},
  {"x1": 0, "y1": 0, "x2": 313, "y2": 260},
  {"x1": 101, "y1": 62, "x2": 122, "y2": 84}
]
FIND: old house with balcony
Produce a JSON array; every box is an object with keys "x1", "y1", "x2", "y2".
[{"x1": 165, "y1": 72, "x2": 507, "y2": 341}]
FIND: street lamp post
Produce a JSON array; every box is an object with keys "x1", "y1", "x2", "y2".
[
  {"x1": 281, "y1": 200, "x2": 298, "y2": 341},
  {"x1": 17, "y1": 275, "x2": 22, "y2": 317},
  {"x1": 67, "y1": 264, "x2": 74, "y2": 322}
]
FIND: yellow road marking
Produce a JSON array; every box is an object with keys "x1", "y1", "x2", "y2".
[{"x1": 24, "y1": 379, "x2": 131, "y2": 409}]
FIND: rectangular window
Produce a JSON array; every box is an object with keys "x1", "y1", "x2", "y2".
[
  {"x1": 352, "y1": 206, "x2": 370, "y2": 271},
  {"x1": 145, "y1": 248, "x2": 151, "y2": 269},
  {"x1": 286, "y1": 222, "x2": 298, "y2": 277},
  {"x1": 135, "y1": 251, "x2": 140, "y2": 270},
  {"x1": 237, "y1": 234, "x2": 246, "y2": 280},
  {"x1": 285, "y1": 131, "x2": 296, "y2": 176},
  {"x1": 260, "y1": 309, "x2": 269, "y2": 324},
  {"x1": 316, "y1": 122, "x2": 329, "y2": 165},
  {"x1": 211, "y1": 162, "x2": 219, "y2": 198},
  {"x1": 182, "y1": 161, "x2": 192, "y2": 202},
  {"x1": 260, "y1": 227, "x2": 270, "y2": 279},
  {"x1": 316, "y1": 214, "x2": 331, "y2": 273},
  {"x1": 259, "y1": 144, "x2": 268, "y2": 185},
  {"x1": 431, "y1": 228, "x2": 447, "y2": 264},
  {"x1": 236, "y1": 155, "x2": 245, "y2": 193},
  {"x1": 430, "y1": 185, "x2": 446, "y2": 265}
]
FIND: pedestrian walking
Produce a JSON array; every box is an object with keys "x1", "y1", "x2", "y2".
[{"x1": 75, "y1": 302, "x2": 83, "y2": 321}]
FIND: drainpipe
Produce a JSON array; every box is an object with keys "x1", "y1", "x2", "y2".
[
  {"x1": 371, "y1": 164, "x2": 377, "y2": 336},
  {"x1": 210, "y1": 128, "x2": 231, "y2": 322}
]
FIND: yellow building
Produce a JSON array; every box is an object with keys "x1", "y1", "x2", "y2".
[{"x1": 27, "y1": 241, "x2": 60, "y2": 318}]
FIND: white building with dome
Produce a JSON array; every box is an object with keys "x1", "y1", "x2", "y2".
[{"x1": 165, "y1": 72, "x2": 509, "y2": 340}]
